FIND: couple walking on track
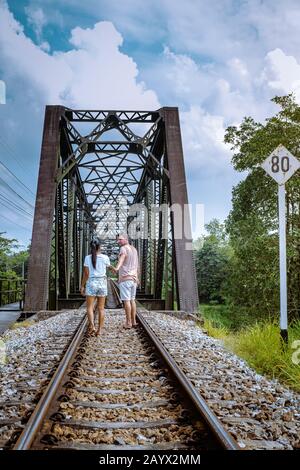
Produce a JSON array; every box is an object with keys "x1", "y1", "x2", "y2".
[{"x1": 80, "y1": 233, "x2": 139, "y2": 336}]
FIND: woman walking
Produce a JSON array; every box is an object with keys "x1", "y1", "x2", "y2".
[{"x1": 80, "y1": 238, "x2": 111, "y2": 336}]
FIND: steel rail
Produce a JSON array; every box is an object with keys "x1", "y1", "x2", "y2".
[
  {"x1": 109, "y1": 278, "x2": 122, "y2": 307},
  {"x1": 13, "y1": 286, "x2": 238, "y2": 451},
  {"x1": 13, "y1": 314, "x2": 88, "y2": 450},
  {"x1": 111, "y1": 280, "x2": 238, "y2": 449},
  {"x1": 136, "y1": 309, "x2": 239, "y2": 450},
  {"x1": 14, "y1": 280, "x2": 119, "y2": 449}
]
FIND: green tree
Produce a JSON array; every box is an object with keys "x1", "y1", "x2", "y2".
[
  {"x1": 224, "y1": 94, "x2": 300, "y2": 320},
  {"x1": 0, "y1": 234, "x2": 30, "y2": 276},
  {"x1": 0, "y1": 233, "x2": 29, "y2": 306},
  {"x1": 0, "y1": 232, "x2": 18, "y2": 276},
  {"x1": 195, "y1": 219, "x2": 232, "y2": 303}
]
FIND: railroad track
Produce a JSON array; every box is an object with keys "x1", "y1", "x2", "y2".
[
  {"x1": 11, "y1": 279, "x2": 238, "y2": 451},
  {"x1": 0, "y1": 309, "x2": 85, "y2": 449}
]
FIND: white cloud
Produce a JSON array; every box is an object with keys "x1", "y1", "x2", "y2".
[
  {"x1": 0, "y1": 3, "x2": 160, "y2": 110},
  {"x1": 180, "y1": 105, "x2": 231, "y2": 175},
  {"x1": 227, "y1": 58, "x2": 249, "y2": 78},
  {"x1": 3, "y1": 0, "x2": 300, "y2": 241},
  {"x1": 145, "y1": 46, "x2": 273, "y2": 152},
  {"x1": 25, "y1": 5, "x2": 47, "y2": 43},
  {"x1": 58, "y1": 0, "x2": 300, "y2": 65},
  {"x1": 39, "y1": 41, "x2": 50, "y2": 52},
  {"x1": 262, "y1": 48, "x2": 300, "y2": 102},
  {"x1": 163, "y1": 47, "x2": 204, "y2": 94},
  {"x1": 0, "y1": 1, "x2": 161, "y2": 244}
]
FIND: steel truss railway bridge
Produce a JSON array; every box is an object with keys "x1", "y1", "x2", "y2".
[{"x1": 24, "y1": 106, "x2": 199, "y2": 314}]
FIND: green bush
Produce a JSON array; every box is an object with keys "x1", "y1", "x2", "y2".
[
  {"x1": 226, "y1": 320, "x2": 300, "y2": 392},
  {"x1": 200, "y1": 303, "x2": 300, "y2": 392},
  {"x1": 200, "y1": 303, "x2": 253, "y2": 331},
  {"x1": 203, "y1": 318, "x2": 229, "y2": 339}
]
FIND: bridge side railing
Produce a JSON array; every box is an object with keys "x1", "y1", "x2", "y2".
[{"x1": 0, "y1": 278, "x2": 26, "y2": 310}]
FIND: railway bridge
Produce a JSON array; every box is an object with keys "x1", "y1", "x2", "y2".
[
  {"x1": 24, "y1": 106, "x2": 199, "y2": 315},
  {"x1": 0, "y1": 107, "x2": 262, "y2": 453},
  {"x1": 1, "y1": 106, "x2": 296, "y2": 453}
]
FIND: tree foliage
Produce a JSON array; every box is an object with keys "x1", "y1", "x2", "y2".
[
  {"x1": 0, "y1": 232, "x2": 29, "y2": 278},
  {"x1": 224, "y1": 94, "x2": 300, "y2": 320},
  {"x1": 0, "y1": 233, "x2": 29, "y2": 306},
  {"x1": 195, "y1": 219, "x2": 232, "y2": 303}
]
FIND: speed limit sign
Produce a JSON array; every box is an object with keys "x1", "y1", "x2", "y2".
[
  {"x1": 261, "y1": 144, "x2": 300, "y2": 343},
  {"x1": 261, "y1": 144, "x2": 300, "y2": 184}
]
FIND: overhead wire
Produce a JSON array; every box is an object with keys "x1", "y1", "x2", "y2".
[
  {"x1": 0, "y1": 160, "x2": 35, "y2": 198},
  {"x1": 0, "y1": 213, "x2": 32, "y2": 232},
  {"x1": 0, "y1": 137, "x2": 35, "y2": 237},
  {"x1": 0, "y1": 194, "x2": 33, "y2": 219},
  {"x1": 0, "y1": 175, "x2": 34, "y2": 210},
  {"x1": 0, "y1": 134, "x2": 36, "y2": 190}
]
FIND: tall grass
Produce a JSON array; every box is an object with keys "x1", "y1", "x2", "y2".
[
  {"x1": 200, "y1": 303, "x2": 254, "y2": 330},
  {"x1": 202, "y1": 318, "x2": 229, "y2": 340},
  {"x1": 225, "y1": 321, "x2": 300, "y2": 392},
  {"x1": 200, "y1": 304, "x2": 300, "y2": 392},
  {"x1": 9, "y1": 319, "x2": 35, "y2": 330}
]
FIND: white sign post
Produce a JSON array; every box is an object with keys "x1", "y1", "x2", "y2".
[{"x1": 261, "y1": 144, "x2": 300, "y2": 343}]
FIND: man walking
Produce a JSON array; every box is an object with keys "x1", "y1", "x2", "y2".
[{"x1": 114, "y1": 234, "x2": 139, "y2": 329}]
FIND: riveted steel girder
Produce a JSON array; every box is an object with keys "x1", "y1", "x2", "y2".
[{"x1": 25, "y1": 106, "x2": 199, "y2": 312}]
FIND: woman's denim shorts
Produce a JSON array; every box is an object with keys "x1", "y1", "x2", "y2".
[{"x1": 86, "y1": 277, "x2": 107, "y2": 297}]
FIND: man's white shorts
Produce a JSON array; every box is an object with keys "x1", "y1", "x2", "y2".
[{"x1": 119, "y1": 280, "x2": 137, "y2": 301}]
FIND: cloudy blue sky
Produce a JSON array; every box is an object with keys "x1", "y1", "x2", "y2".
[{"x1": 1, "y1": 0, "x2": 300, "y2": 248}]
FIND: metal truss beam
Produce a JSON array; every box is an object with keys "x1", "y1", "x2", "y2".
[
  {"x1": 25, "y1": 106, "x2": 199, "y2": 313},
  {"x1": 24, "y1": 106, "x2": 65, "y2": 311}
]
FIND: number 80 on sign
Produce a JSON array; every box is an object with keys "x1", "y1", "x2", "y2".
[{"x1": 261, "y1": 144, "x2": 300, "y2": 185}]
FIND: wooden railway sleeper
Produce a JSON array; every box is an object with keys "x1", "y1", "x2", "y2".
[
  {"x1": 50, "y1": 412, "x2": 66, "y2": 422},
  {"x1": 63, "y1": 380, "x2": 76, "y2": 389},
  {"x1": 40, "y1": 434, "x2": 59, "y2": 445},
  {"x1": 57, "y1": 394, "x2": 71, "y2": 402}
]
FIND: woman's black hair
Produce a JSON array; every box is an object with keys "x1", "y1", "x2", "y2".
[{"x1": 90, "y1": 238, "x2": 101, "y2": 269}]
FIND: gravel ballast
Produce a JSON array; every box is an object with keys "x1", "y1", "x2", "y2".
[
  {"x1": 0, "y1": 308, "x2": 299, "y2": 450},
  {"x1": 141, "y1": 310, "x2": 300, "y2": 450}
]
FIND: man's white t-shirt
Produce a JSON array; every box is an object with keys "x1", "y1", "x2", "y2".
[{"x1": 84, "y1": 254, "x2": 110, "y2": 277}]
